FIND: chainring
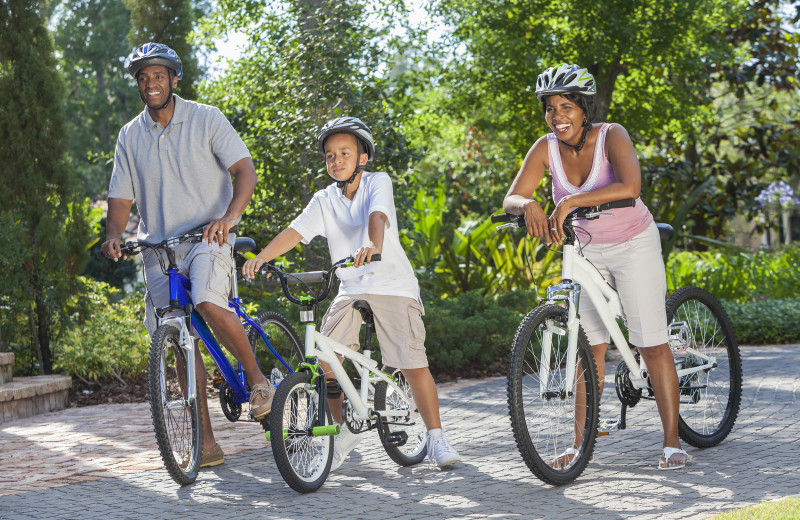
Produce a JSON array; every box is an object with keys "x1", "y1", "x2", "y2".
[
  {"x1": 219, "y1": 381, "x2": 242, "y2": 422},
  {"x1": 615, "y1": 359, "x2": 642, "y2": 408}
]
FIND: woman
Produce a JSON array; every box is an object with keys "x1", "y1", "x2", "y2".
[{"x1": 502, "y1": 63, "x2": 689, "y2": 470}]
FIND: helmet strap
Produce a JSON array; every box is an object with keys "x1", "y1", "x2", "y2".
[{"x1": 332, "y1": 137, "x2": 364, "y2": 197}]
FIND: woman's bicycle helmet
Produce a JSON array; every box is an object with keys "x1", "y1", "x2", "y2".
[
  {"x1": 316, "y1": 117, "x2": 375, "y2": 196},
  {"x1": 535, "y1": 63, "x2": 595, "y2": 101},
  {"x1": 128, "y1": 42, "x2": 183, "y2": 80}
]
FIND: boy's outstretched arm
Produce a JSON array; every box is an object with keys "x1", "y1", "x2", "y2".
[
  {"x1": 353, "y1": 211, "x2": 387, "y2": 267},
  {"x1": 241, "y1": 228, "x2": 303, "y2": 278}
]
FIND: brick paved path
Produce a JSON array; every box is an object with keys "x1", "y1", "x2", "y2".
[{"x1": 1, "y1": 346, "x2": 798, "y2": 519}]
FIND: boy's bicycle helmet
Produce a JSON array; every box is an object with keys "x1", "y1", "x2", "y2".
[
  {"x1": 128, "y1": 42, "x2": 183, "y2": 80},
  {"x1": 535, "y1": 63, "x2": 595, "y2": 101},
  {"x1": 316, "y1": 117, "x2": 375, "y2": 196},
  {"x1": 316, "y1": 117, "x2": 375, "y2": 161}
]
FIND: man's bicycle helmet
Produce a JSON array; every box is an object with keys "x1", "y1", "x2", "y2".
[
  {"x1": 535, "y1": 63, "x2": 595, "y2": 101},
  {"x1": 128, "y1": 42, "x2": 183, "y2": 80}
]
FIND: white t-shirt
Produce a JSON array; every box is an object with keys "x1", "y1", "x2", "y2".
[{"x1": 289, "y1": 171, "x2": 421, "y2": 302}]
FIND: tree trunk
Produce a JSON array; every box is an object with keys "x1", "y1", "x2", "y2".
[{"x1": 591, "y1": 58, "x2": 624, "y2": 123}]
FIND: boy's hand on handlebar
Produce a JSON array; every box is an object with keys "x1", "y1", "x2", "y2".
[
  {"x1": 242, "y1": 256, "x2": 268, "y2": 280},
  {"x1": 521, "y1": 201, "x2": 555, "y2": 245},
  {"x1": 353, "y1": 245, "x2": 380, "y2": 268}
]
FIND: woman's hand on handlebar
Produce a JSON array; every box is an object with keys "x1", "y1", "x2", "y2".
[
  {"x1": 548, "y1": 195, "x2": 578, "y2": 245},
  {"x1": 521, "y1": 200, "x2": 554, "y2": 245},
  {"x1": 242, "y1": 256, "x2": 268, "y2": 280}
]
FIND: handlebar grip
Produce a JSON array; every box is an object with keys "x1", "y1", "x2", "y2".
[
  {"x1": 369, "y1": 254, "x2": 381, "y2": 262},
  {"x1": 597, "y1": 198, "x2": 635, "y2": 210},
  {"x1": 491, "y1": 213, "x2": 513, "y2": 223}
]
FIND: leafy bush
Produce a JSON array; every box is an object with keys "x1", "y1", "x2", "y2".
[
  {"x1": 722, "y1": 298, "x2": 800, "y2": 345},
  {"x1": 55, "y1": 293, "x2": 149, "y2": 385},
  {"x1": 422, "y1": 289, "x2": 540, "y2": 374},
  {"x1": 666, "y1": 246, "x2": 800, "y2": 301}
]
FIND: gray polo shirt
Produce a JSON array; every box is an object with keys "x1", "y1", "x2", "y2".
[{"x1": 108, "y1": 95, "x2": 251, "y2": 243}]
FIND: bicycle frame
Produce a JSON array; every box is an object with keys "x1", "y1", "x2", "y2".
[
  {"x1": 544, "y1": 240, "x2": 718, "y2": 396},
  {"x1": 154, "y1": 241, "x2": 294, "y2": 406},
  {"x1": 303, "y1": 325, "x2": 416, "y2": 424}
]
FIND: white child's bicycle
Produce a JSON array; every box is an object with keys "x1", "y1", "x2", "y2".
[
  {"x1": 493, "y1": 199, "x2": 742, "y2": 485},
  {"x1": 257, "y1": 256, "x2": 427, "y2": 493}
]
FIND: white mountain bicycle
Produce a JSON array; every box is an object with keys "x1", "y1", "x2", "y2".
[{"x1": 493, "y1": 199, "x2": 742, "y2": 485}]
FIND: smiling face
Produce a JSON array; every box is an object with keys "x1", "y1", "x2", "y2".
[
  {"x1": 136, "y1": 64, "x2": 177, "y2": 110},
  {"x1": 544, "y1": 94, "x2": 587, "y2": 143},
  {"x1": 324, "y1": 133, "x2": 369, "y2": 182}
]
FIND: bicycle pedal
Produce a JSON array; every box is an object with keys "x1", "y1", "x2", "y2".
[
  {"x1": 383, "y1": 431, "x2": 408, "y2": 447},
  {"x1": 597, "y1": 418, "x2": 621, "y2": 436}
]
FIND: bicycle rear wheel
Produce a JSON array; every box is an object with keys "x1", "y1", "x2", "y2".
[
  {"x1": 507, "y1": 304, "x2": 599, "y2": 486},
  {"x1": 374, "y1": 369, "x2": 427, "y2": 466},
  {"x1": 667, "y1": 287, "x2": 742, "y2": 447},
  {"x1": 247, "y1": 310, "x2": 303, "y2": 385},
  {"x1": 149, "y1": 324, "x2": 202, "y2": 485},
  {"x1": 270, "y1": 370, "x2": 333, "y2": 493}
]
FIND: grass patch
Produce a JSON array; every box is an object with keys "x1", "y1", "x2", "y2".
[{"x1": 710, "y1": 497, "x2": 800, "y2": 519}]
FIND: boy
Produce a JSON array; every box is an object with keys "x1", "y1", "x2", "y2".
[{"x1": 242, "y1": 116, "x2": 460, "y2": 470}]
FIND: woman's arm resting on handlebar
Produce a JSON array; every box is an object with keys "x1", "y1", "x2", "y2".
[
  {"x1": 102, "y1": 197, "x2": 134, "y2": 261},
  {"x1": 502, "y1": 137, "x2": 554, "y2": 244},
  {"x1": 241, "y1": 227, "x2": 304, "y2": 279}
]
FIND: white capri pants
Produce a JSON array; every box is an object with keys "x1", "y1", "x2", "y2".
[{"x1": 578, "y1": 222, "x2": 669, "y2": 348}]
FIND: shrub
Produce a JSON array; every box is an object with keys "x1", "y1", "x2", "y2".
[
  {"x1": 55, "y1": 295, "x2": 149, "y2": 385},
  {"x1": 722, "y1": 298, "x2": 800, "y2": 345}
]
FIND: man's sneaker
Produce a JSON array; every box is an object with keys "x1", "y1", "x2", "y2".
[
  {"x1": 249, "y1": 383, "x2": 274, "y2": 420},
  {"x1": 330, "y1": 427, "x2": 362, "y2": 471},
  {"x1": 427, "y1": 431, "x2": 461, "y2": 468}
]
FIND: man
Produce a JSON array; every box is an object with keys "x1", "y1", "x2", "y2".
[{"x1": 101, "y1": 42, "x2": 271, "y2": 468}]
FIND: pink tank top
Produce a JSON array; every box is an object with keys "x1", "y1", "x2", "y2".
[{"x1": 548, "y1": 123, "x2": 653, "y2": 244}]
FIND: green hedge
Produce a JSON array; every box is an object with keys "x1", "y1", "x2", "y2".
[{"x1": 722, "y1": 298, "x2": 800, "y2": 345}]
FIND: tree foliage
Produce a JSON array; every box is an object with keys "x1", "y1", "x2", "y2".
[
  {"x1": 0, "y1": 0, "x2": 90, "y2": 374},
  {"x1": 199, "y1": 0, "x2": 413, "y2": 256}
]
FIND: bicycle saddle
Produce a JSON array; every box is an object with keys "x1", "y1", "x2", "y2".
[
  {"x1": 353, "y1": 300, "x2": 375, "y2": 327},
  {"x1": 656, "y1": 223, "x2": 674, "y2": 243},
  {"x1": 234, "y1": 237, "x2": 256, "y2": 254}
]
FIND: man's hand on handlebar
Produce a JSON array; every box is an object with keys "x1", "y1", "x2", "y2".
[
  {"x1": 203, "y1": 216, "x2": 237, "y2": 247},
  {"x1": 101, "y1": 237, "x2": 126, "y2": 262}
]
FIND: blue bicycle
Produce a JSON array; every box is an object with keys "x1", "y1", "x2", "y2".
[{"x1": 119, "y1": 229, "x2": 303, "y2": 485}]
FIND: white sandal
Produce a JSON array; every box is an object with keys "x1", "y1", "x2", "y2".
[
  {"x1": 658, "y1": 447, "x2": 689, "y2": 470},
  {"x1": 549, "y1": 447, "x2": 579, "y2": 469}
]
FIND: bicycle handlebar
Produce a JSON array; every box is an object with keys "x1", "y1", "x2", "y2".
[
  {"x1": 492, "y1": 198, "x2": 636, "y2": 230},
  {"x1": 256, "y1": 254, "x2": 382, "y2": 307}
]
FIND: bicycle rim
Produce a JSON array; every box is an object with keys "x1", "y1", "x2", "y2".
[
  {"x1": 667, "y1": 287, "x2": 742, "y2": 447},
  {"x1": 248, "y1": 310, "x2": 303, "y2": 386},
  {"x1": 374, "y1": 370, "x2": 427, "y2": 466},
  {"x1": 507, "y1": 305, "x2": 599, "y2": 486},
  {"x1": 149, "y1": 324, "x2": 202, "y2": 485},
  {"x1": 270, "y1": 371, "x2": 332, "y2": 493}
]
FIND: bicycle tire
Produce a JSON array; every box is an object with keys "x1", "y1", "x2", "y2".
[
  {"x1": 373, "y1": 369, "x2": 427, "y2": 466},
  {"x1": 247, "y1": 310, "x2": 303, "y2": 429},
  {"x1": 270, "y1": 370, "x2": 333, "y2": 493},
  {"x1": 666, "y1": 287, "x2": 742, "y2": 448},
  {"x1": 149, "y1": 324, "x2": 203, "y2": 485},
  {"x1": 507, "y1": 304, "x2": 599, "y2": 486}
]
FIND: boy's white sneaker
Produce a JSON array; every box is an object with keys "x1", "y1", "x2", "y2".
[
  {"x1": 426, "y1": 429, "x2": 461, "y2": 468},
  {"x1": 331, "y1": 427, "x2": 362, "y2": 471}
]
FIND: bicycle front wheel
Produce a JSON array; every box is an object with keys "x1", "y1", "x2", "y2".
[
  {"x1": 507, "y1": 304, "x2": 599, "y2": 486},
  {"x1": 149, "y1": 324, "x2": 202, "y2": 485},
  {"x1": 667, "y1": 287, "x2": 742, "y2": 447},
  {"x1": 374, "y1": 369, "x2": 427, "y2": 466},
  {"x1": 270, "y1": 370, "x2": 333, "y2": 493}
]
